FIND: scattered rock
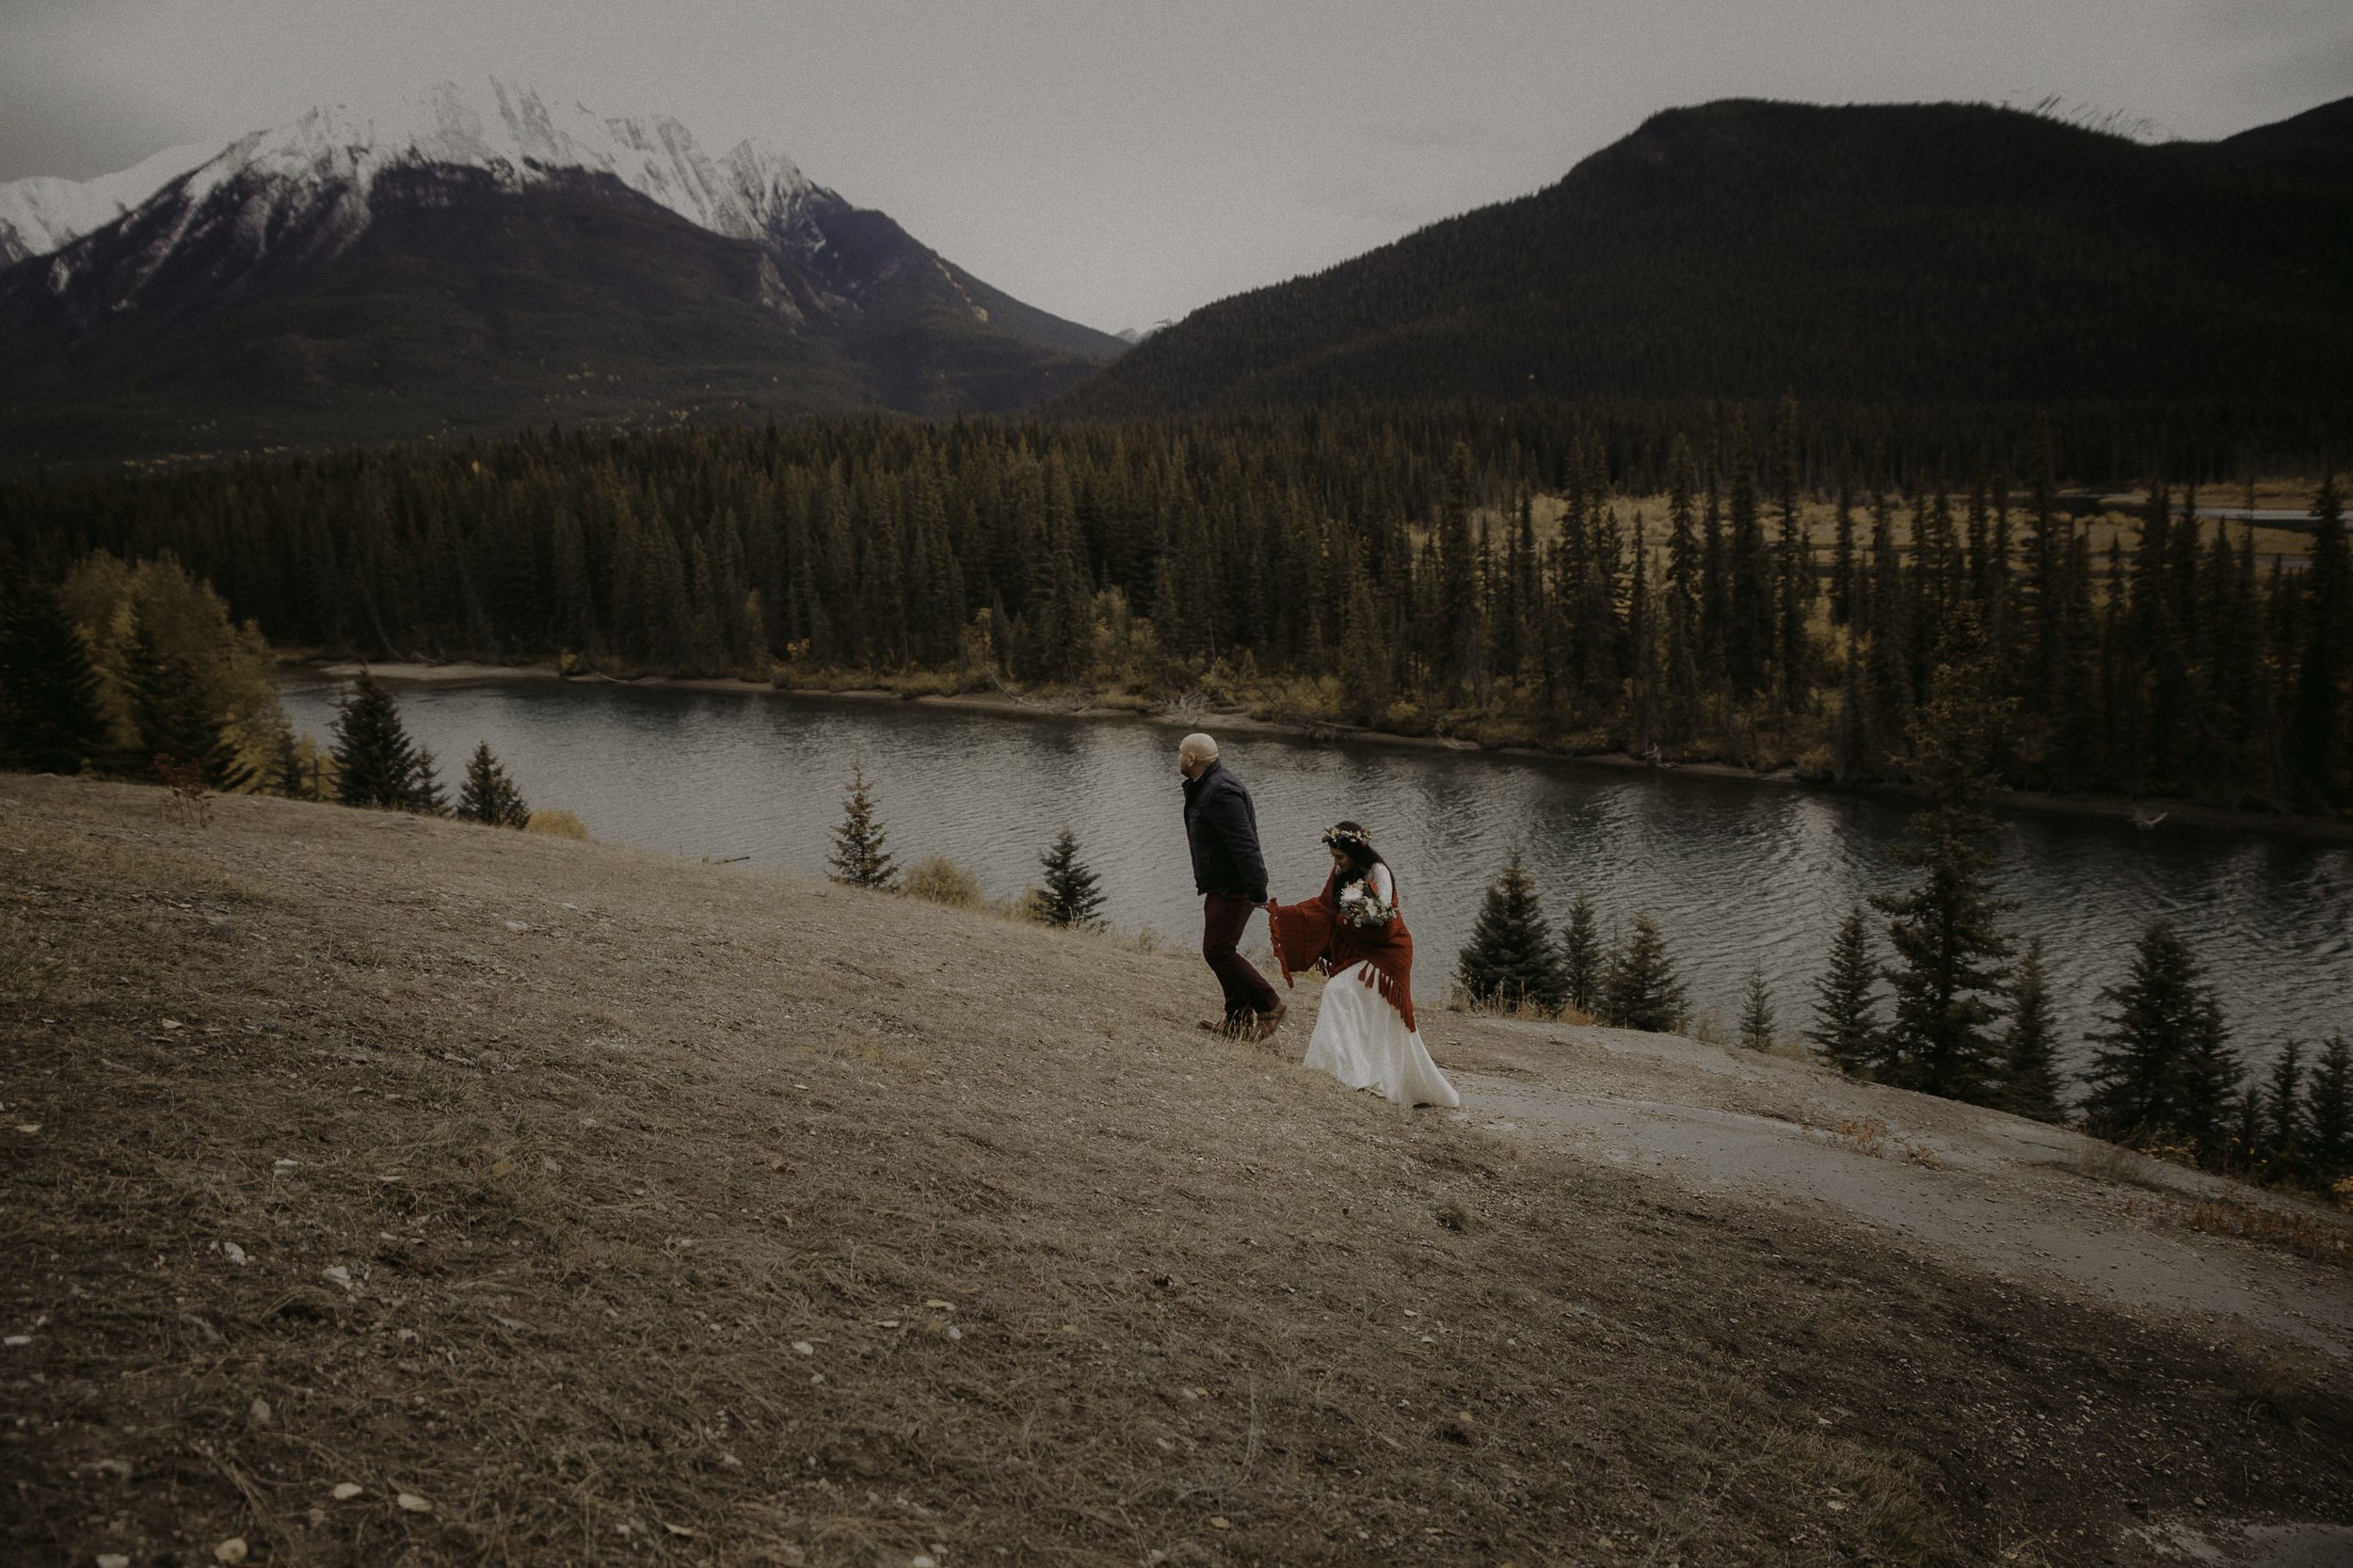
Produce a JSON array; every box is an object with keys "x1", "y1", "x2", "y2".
[
  {"x1": 1209, "y1": 1515, "x2": 1232, "y2": 1530},
  {"x1": 331, "y1": 1482, "x2": 363, "y2": 1500},
  {"x1": 249, "y1": 1396, "x2": 271, "y2": 1424},
  {"x1": 214, "y1": 1538, "x2": 248, "y2": 1564},
  {"x1": 504, "y1": 920, "x2": 531, "y2": 933},
  {"x1": 395, "y1": 1492, "x2": 432, "y2": 1513},
  {"x1": 97, "y1": 1554, "x2": 131, "y2": 1568},
  {"x1": 322, "y1": 1266, "x2": 353, "y2": 1290},
  {"x1": 3, "y1": 1335, "x2": 31, "y2": 1347},
  {"x1": 792, "y1": 1340, "x2": 814, "y2": 1356},
  {"x1": 221, "y1": 1241, "x2": 248, "y2": 1266}
]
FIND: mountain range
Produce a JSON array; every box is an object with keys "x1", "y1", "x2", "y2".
[
  {"x1": 5, "y1": 86, "x2": 2349, "y2": 462},
  {"x1": 1072, "y1": 96, "x2": 2353, "y2": 418},
  {"x1": 0, "y1": 78, "x2": 1124, "y2": 459}
]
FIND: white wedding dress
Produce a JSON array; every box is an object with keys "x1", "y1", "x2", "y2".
[{"x1": 1301, "y1": 865, "x2": 1461, "y2": 1109}]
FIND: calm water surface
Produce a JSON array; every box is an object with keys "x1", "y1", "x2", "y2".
[{"x1": 281, "y1": 677, "x2": 2353, "y2": 1072}]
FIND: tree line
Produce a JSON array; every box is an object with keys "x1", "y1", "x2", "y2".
[
  {"x1": 2, "y1": 407, "x2": 2346, "y2": 813},
  {"x1": 0, "y1": 552, "x2": 550, "y2": 834},
  {"x1": 1454, "y1": 607, "x2": 2353, "y2": 1204}
]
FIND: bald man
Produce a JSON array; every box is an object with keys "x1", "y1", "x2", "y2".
[{"x1": 1177, "y1": 732, "x2": 1285, "y2": 1039}]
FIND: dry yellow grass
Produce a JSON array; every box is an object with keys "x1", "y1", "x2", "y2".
[{"x1": 3, "y1": 776, "x2": 2349, "y2": 1567}]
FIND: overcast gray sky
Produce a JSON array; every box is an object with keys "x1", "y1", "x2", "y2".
[{"x1": 4, "y1": 1, "x2": 2347, "y2": 332}]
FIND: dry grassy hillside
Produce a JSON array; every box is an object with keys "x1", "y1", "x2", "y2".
[{"x1": 1, "y1": 776, "x2": 2347, "y2": 1568}]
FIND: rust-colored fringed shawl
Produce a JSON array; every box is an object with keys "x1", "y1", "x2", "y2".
[{"x1": 1268, "y1": 870, "x2": 1417, "y2": 1032}]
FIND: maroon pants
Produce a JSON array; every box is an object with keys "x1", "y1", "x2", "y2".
[{"x1": 1202, "y1": 891, "x2": 1280, "y2": 1024}]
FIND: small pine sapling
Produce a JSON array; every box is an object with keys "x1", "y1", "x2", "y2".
[
  {"x1": 828, "y1": 762, "x2": 900, "y2": 889},
  {"x1": 1035, "y1": 827, "x2": 1106, "y2": 928}
]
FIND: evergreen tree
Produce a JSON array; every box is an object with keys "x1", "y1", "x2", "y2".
[
  {"x1": 125, "y1": 618, "x2": 252, "y2": 791},
  {"x1": 2228, "y1": 1077, "x2": 2265, "y2": 1171},
  {"x1": 330, "y1": 672, "x2": 439, "y2": 812},
  {"x1": 2080, "y1": 918, "x2": 2236, "y2": 1160},
  {"x1": 1737, "y1": 960, "x2": 1777, "y2": 1051},
  {"x1": 1435, "y1": 441, "x2": 1481, "y2": 696},
  {"x1": 1996, "y1": 936, "x2": 2065, "y2": 1122},
  {"x1": 1662, "y1": 436, "x2": 1704, "y2": 741},
  {"x1": 1035, "y1": 827, "x2": 1106, "y2": 929},
  {"x1": 408, "y1": 747, "x2": 451, "y2": 816},
  {"x1": 828, "y1": 762, "x2": 901, "y2": 889},
  {"x1": 1340, "y1": 571, "x2": 1393, "y2": 719},
  {"x1": 0, "y1": 583, "x2": 106, "y2": 776},
  {"x1": 264, "y1": 715, "x2": 321, "y2": 801},
  {"x1": 1829, "y1": 454, "x2": 1857, "y2": 627},
  {"x1": 1871, "y1": 606, "x2": 2014, "y2": 1104},
  {"x1": 1725, "y1": 420, "x2": 1770, "y2": 696},
  {"x1": 1864, "y1": 480, "x2": 1911, "y2": 770},
  {"x1": 2263, "y1": 1038, "x2": 2306, "y2": 1179},
  {"x1": 1806, "y1": 904, "x2": 1882, "y2": 1075},
  {"x1": 1771, "y1": 392, "x2": 1814, "y2": 704},
  {"x1": 2287, "y1": 472, "x2": 2345, "y2": 805},
  {"x1": 1603, "y1": 912, "x2": 1686, "y2": 1032},
  {"x1": 456, "y1": 741, "x2": 533, "y2": 828},
  {"x1": 1700, "y1": 472, "x2": 1731, "y2": 684},
  {"x1": 1456, "y1": 848, "x2": 1568, "y2": 1011},
  {"x1": 1560, "y1": 890, "x2": 1603, "y2": 1016},
  {"x1": 2304, "y1": 1034, "x2": 2350, "y2": 1183}
]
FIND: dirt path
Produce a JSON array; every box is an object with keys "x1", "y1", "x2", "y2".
[{"x1": 1437, "y1": 1022, "x2": 2353, "y2": 1362}]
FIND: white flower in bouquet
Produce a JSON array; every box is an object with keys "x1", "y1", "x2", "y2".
[{"x1": 1338, "y1": 881, "x2": 1393, "y2": 929}]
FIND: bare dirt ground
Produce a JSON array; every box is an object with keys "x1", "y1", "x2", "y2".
[
  {"x1": 3, "y1": 775, "x2": 2348, "y2": 1568},
  {"x1": 1437, "y1": 1028, "x2": 2353, "y2": 1362}
]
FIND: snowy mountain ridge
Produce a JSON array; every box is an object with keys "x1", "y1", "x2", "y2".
[
  {"x1": 0, "y1": 73, "x2": 1128, "y2": 457},
  {"x1": 0, "y1": 141, "x2": 219, "y2": 265},
  {"x1": 0, "y1": 76, "x2": 832, "y2": 274}
]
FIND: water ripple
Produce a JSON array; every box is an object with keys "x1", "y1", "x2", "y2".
[{"x1": 280, "y1": 679, "x2": 2353, "y2": 1071}]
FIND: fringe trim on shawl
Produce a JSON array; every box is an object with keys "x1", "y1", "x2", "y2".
[{"x1": 1268, "y1": 872, "x2": 1417, "y2": 1033}]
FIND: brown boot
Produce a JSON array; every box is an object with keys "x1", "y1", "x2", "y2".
[{"x1": 1250, "y1": 1000, "x2": 1289, "y2": 1042}]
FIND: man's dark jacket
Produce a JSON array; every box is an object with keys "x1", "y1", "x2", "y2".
[{"x1": 1182, "y1": 760, "x2": 1270, "y2": 904}]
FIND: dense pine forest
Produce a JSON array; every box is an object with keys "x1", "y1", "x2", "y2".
[{"x1": 2, "y1": 401, "x2": 2347, "y2": 814}]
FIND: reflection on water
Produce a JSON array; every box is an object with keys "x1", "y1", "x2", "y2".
[{"x1": 280, "y1": 677, "x2": 2353, "y2": 1071}]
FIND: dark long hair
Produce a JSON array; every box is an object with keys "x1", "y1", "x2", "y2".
[{"x1": 1326, "y1": 821, "x2": 1387, "y2": 888}]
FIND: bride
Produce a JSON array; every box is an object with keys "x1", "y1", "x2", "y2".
[{"x1": 1268, "y1": 822, "x2": 1460, "y2": 1109}]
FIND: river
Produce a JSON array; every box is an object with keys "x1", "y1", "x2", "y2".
[{"x1": 280, "y1": 675, "x2": 2352, "y2": 1074}]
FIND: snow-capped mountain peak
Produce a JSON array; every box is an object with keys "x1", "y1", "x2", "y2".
[
  {"x1": 0, "y1": 141, "x2": 218, "y2": 265},
  {"x1": 0, "y1": 76, "x2": 834, "y2": 269}
]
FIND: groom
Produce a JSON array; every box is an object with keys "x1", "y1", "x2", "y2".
[{"x1": 1177, "y1": 732, "x2": 1286, "y2": 1040}]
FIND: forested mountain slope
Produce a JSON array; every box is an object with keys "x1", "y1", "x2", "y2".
[
  {"x1": 1068, "y1": 98, "x2": 2353, "y2": 417},
  {"x1": 0, "y1": 80, "x2": 1125, "y2": 460}
]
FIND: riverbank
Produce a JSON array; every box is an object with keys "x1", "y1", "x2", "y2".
[
  {"x1": 302, "y1": 659, "x2": 2353, "y2": 845},
  {"x1": 6, "y1": 773, "x2": 2348, "y2": 1566}
]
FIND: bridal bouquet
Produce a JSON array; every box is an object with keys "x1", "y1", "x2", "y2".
[{"x1": 1337, "y1": 880, "x2": 1395, "y2": 929}]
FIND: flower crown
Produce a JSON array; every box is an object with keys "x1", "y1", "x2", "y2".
[{"x1": 1321, "y1": 824, "x2": 1373, "y2": 851}]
